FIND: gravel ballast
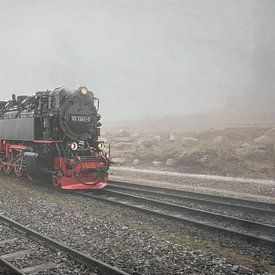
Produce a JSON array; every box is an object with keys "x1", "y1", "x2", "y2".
[
  {"x1": 106, "y1": 185, "x2": 275, "y2": 225},
  {"x1": 0, "y1": 222, "x2": 97, "y2": 274},
  {"x1": 110, "y1": 167, "x2": 275, "y2": 202},
  {"x1": 0, "y1": 176, "x2": 274, "y2": 274}
]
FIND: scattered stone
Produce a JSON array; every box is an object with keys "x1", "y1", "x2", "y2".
[
  {"x1": 0, "y1": 168, "x2": 272, "y2": 275},
  {"x1": 152, "y1": 161, "x2": 162, "y2": 167},
  {"x1": 112, "y1": 158, "x2": 126, "y2": 165},
  {"x1": 165, "y1": 158, "x2": 176, "y2": 166},
  {"x1": 117, "y1": 129, "x2": 130, "y2": 137},
  {"x1": 132, "y1": 159, "x2": 140, "y2": 166},
  {"x1": 130, "y1": 133, "x2": 140, "y2": 138},
  {"x1": 113, "y1": 142, "x2": 132, "y2": 149},
  {"x1": 152, "y1": 135, "x2": 161, "y2": 144},
  {"x1": 200, "y1": 155, "x2": 209, "y2": 164},
  {"x1": 112, "y1": 137, "x2": 133, "y2": 142},
  {"x1": 212, "y1": 136, "x2": 223, "y2": 144},
  {"x1": 138, "y1": 139, "x2": 155, "y2": 148},
  {"x1": 182, "y1": 137, "x2": 198, "y2": 145},
  {"x1": 107, "y1": 127, "x2": 275, "y2": 179},
  {"x1": 234, "y1": 143, "x2": 268, "y2": 160},
  {"x1": 169, "y1": 133, "x2": 178, "y2": 141},
  {"x1": 254, "y1": 128, "x2": 275, "y2": 145}
]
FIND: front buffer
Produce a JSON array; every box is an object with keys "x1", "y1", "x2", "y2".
[{"x1": 52, "y1": 155, "x2": 109, "y2": 190}]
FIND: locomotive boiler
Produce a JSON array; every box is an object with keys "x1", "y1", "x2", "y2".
[{"x1": 0, "y1": 86, "x2": 110, "y2": 189}]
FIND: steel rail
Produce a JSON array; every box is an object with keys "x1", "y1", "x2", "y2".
[
  {"x1": 78, "y1": 190, "x2": 275, "y2": 247},
  {"x1": 0, "y1": 258, "x2": 25, "y2": 275},
  {"x1": 106, "y1": 183, "x2": 275, "y2": 217},
  {"x1": 0, "y1": 214, "x2": 129, "y2": 275},
  {"x1": 109, "y1": 180, "x2": 275, "y2": 213}
]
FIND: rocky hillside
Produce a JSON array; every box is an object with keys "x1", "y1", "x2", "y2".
[
  {"x1": 103, "y1": 92, "x2": 275, "y2": 179},
  {"x1": 103, "y1": 127, "x2": 275, "y2": 179}
]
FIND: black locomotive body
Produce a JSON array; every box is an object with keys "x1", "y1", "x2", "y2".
[{"x1": 0, "y1": 87, "x2": 110, "y2": 189}]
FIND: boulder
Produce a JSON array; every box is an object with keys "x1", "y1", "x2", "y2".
[
  {"x1": 113, "y1": 142, "x2": 132, "y2": 149},
  {"x1": 152, "y1": 135, "x2": 161, "y2": 144},
  {"x1": 137, "y1": 139, "x2": 155, "y2": 148},
  {"x1": 234, "y1": 144, "x2": 251, "y2": 158},
  {"x1": 112, "y1": 137, "x2": 133, "y2": 142},
  {"x1": 177, "y1": 150, "x2": 213, "y2": 166},
  {"x1": 169, "y1": 133, "x2": 178, "y2": 141},
  {"x1": 212, "y1": 136, "x2": 223, "y2": 144},
  {"x1": 117, "y1": 129, "x2": 130, "y2": 137},
  {"x1": 132, "y1": 159, "x2": 140, "y2": 166},
  {"x1": 152, "y1": 160, "x2": 162, "y2": 167},
  {"x1": 199, "y1": 155, "x2": 209, "y2": 164},
  {"x1": 234, "y1": 143, "x2": 268, "y2": 160},
  {"x1": 182, "y1": 137, "x2": 198, "y2": 145},
  {"x1": 254, "y1": 128, "x2": 275, "y2": 145},
  {"x1": 130, "y1": 133, "x2": 140, "y2": 138},
  {"x1": 165, "y1": 158, "x2": 176, "y2": 166},
  {"x1": 112, "y1": 158, "x2": 126, "y2": 165}
]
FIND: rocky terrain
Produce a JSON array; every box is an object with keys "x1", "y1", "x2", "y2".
[{"x1": 102, "y1": 126, "x2": 275, "y2": 180}]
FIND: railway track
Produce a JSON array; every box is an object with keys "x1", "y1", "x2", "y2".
[
  {"x1": 0, "y1": 214, "x2": 128, "y2": 275},
  {"x1": 77, "y1": 181, "x2": 275, "y2": 247},
  {"x1": 108, "y1": 180, "x2": 275, "y2": 214}
]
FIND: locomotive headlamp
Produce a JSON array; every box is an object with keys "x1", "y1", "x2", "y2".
[
  {"x1": 70, "y1": 142, "x2": 78, "y2": 151},
  {"x1": 80, "y1": 87, "x2": 88, "y2": 95},
  {"x1": 97, "y1": 142, "x2": 105, "y2": 150}
]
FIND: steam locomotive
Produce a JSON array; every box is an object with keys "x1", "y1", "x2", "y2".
[{"x1": 0, "y1": 87, "x2": 110, "y2": 189}]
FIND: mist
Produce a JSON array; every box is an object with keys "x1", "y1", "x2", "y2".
[{"x1": 0, "y1": 0, "x2": 274, "y2": 122}]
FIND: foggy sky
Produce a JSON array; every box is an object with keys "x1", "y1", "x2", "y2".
[{"x1": 0, "y1": 0, "x2": 274, "y2": 121}]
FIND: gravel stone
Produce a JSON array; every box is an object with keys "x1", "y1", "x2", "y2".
[
  {"x1": 0, "y1": 221, "x2": 97, "y2": 274},
  {"x1": 0, "y1": 175, "x2": 274, "y2": 274},
  {"x1": 110, "y1": 167, "x2": 275, "y2": 202}
]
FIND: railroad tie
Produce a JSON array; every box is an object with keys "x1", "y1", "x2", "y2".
[
  {"x1": 0, "y1": 238, "x2": 18, "y2": 246},
  {"x1": 0, "y1": 249, "x2": 32, "y2": 260},
  {"x1": 21, "y1": 262, "x2": 57, "y2": 274}
]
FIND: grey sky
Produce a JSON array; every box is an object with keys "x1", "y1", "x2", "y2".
[{"x1": 0, "y1": 0, "x2": 274, "y2": 121}]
